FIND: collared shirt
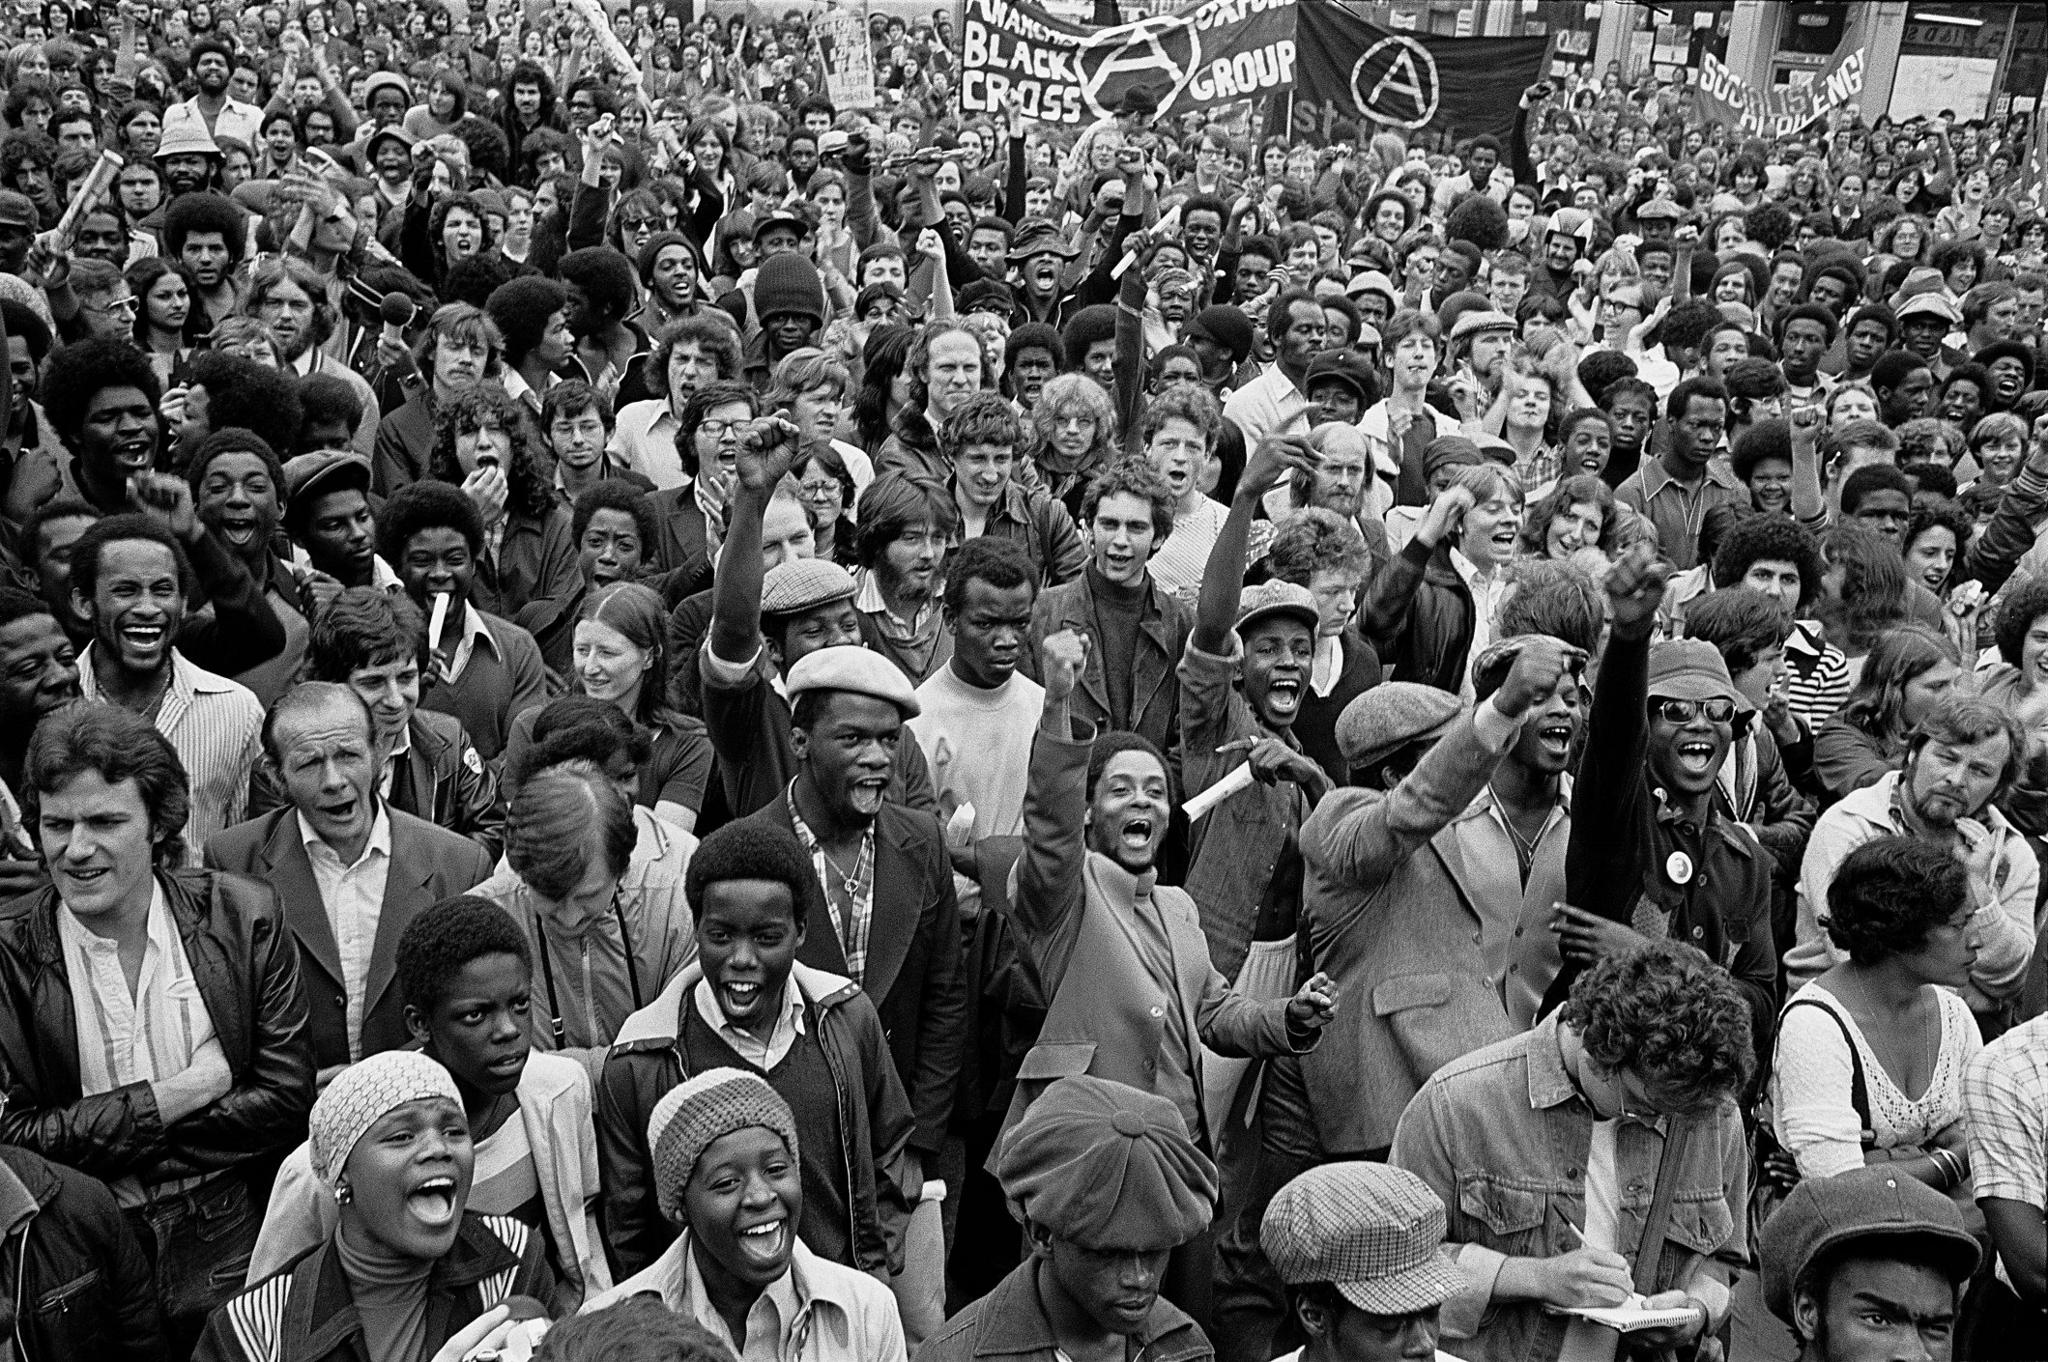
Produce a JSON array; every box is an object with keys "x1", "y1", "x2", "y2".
[
  {"x1": 77, "y1": 646, "x2": 263, "y2": 866},
  {"x1": 57, "y1": 879, "x2": 220, "y2": 1204},
  {"x1": 377, "y1": 721, "x2": 416, "y2": 799},
  {"x1": 689, "y1": 1241, "x2": 807, "y2": 1362},
  {"x1": 1448, "y1": 548, "x2": 1512, "y2": 702},
  {"x1": 444, "y1": 600, "x2": 504, "y2": 687},
  {"x1": 785, "y1": 782, "x2": 876, "y2": 986},
  {"x1": 1222, "y1": 363, "x2": 1313, "y2": 449},
  {"x1": 610, "y1": 399, "x2": 686, "y2": 489},
  {"x1": 299, "y1": 803, "x2": 394, "y2": 1061},
  {"x1": 1147, "y1": 495, "x2": 1229, "y2": 606},
  {"x1": 173, "y1": 94, "x2": 264, "y2": 147},
  {"x1": 693, "y1": 975, "x2": 807, "y2": 1071},
  {"x1": 288, "y1": 544, "x2": 406, "y2": 594},
  {"x1": 1613, "y1": 455, "x2": 1748, "y2": 571}
]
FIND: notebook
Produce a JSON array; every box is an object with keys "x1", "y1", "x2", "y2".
[{"x1": 1554, "y1": 1294, "x2": 1698, "y2": 1333}]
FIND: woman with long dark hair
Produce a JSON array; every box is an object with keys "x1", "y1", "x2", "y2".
[{"x1": 126, "y1": 256, "x2": 207, "y2": 384}]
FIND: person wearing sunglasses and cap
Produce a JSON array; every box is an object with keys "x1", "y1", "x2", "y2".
[{"x1": 1543, "y1": 545, "x2": 1777, "y2": 1041}]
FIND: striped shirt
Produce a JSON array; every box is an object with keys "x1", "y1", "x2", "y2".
[
  {"x1": 79, "y1": 648, "x2": 264, "y2": 867},
  {"x1": 1782, "y1": 621, "x2": 1851, "y2": 734},
  {"x1": 57, "y1": 879, "x2": 220, "y2": 1204}
]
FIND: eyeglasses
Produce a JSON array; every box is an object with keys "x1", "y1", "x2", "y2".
[
  {"x1": 698, "y1": 419, "x2": 746, "y2": 440},
  {"x1": 1651, "y1": 697, "x2": 1736, "y2": 725},
  {"x1": 620, "y1": 215, "x2": 658, "y2": 231},
  {"x1": 800, "y1": 479, "x2": 842, "y2": 498}
]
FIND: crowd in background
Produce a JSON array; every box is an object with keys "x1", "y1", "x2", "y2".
[{"x1": 0, "y1": 4, "x2": 2038, "y2": 1362}]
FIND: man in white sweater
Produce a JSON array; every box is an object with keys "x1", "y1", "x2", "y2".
[{"x1": 909, "y1": 537, "x2": 1045, "y2": 841}]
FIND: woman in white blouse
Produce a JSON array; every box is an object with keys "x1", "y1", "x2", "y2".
[{"x1": 1769, "y1": 835, "x2": 1982, "y2": 1217}]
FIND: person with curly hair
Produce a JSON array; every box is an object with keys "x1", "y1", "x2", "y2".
[
  {"x1": 1390, "y1": 941, "x2": 1753, "y2": 1362},
  {"x1": 426, "y1": 385, "x2": 577, "y2": 620},
  {"x1": 1767, "y1": 836, "x2": 1983, "y2": 1201},
  {"x1": 1795, "y1": 695, "x2": 2036, "y2": 1027}
]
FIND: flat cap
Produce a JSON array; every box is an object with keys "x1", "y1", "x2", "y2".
[
  {"x1": 998, "y1": 1076, "x2": 1217, "y2": 1251},
  {"x1": 1758, "y1": 1167, "x2": 1979, "y2": 1324},
  {"x1": 1345, "y1": 270, "x2": 1398, "y2": 305},
  {"x1": 1895, "y1": 292, "x2": 1962, "y2": 325},
  {"x1": 1186, "y1": 305, "x2": 1253, "y2": 364},
  {"x1": 0, "y1": 191, "x2": 34, "y2": 229},
  {"x1": 283, "y1": 451, "x2": 373, "y2": 506},
  {"x1": 1449, "y1": 309, "x2": 1518, "y2": 343},
  {"x1": 1262, "y1": 1164, "x2": 1467, "y2": 1316},
  {"x1": 759, "y1": 558, "x2": 857, "y2": 616},
  {"x1": 1237, "y1": 580, "x2": 1319, "y2": 636},
  {"x1": 784, "y1": 644, "x2": 921, "y2": 718},
  {"x1": 1336, "y1": 682, "x2": 1464, "y2": 772}
]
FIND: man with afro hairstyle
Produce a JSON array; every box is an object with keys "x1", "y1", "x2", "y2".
[
  {"x1": 162, "y1": 190, "x2": 248, "y2": 324},
  {"x1": 558, "y1": 246, "x2": 648, "y2": 401}
]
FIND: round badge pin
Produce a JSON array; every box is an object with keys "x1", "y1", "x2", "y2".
[{"x1": 1665, "y1": 851, "x2": 1694, "y2": 885}]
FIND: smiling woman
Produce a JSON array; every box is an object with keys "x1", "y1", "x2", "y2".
[{"x1": 195, "y1": 1050, "x2": 558, "y2": 1362}]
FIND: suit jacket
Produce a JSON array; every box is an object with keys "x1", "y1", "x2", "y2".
[
  {"x1": 740, "y1": 794, "x2": 966, "y2": 1157},
  {"x1": 1024, "y1": 570, "x2": 1190, "y2": 765},
  {"x1": 203, "y1": 805, "x2": 494, "y2": 1069},
  {"x1": 1004, "y1": 723, "x2": 1303, "y2": 1155}
]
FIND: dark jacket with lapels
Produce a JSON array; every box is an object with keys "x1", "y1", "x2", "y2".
[
  {"x1": 202, "y1": 804, "x2": 496, "y2": 1070},
  {"x1": 740, "y1": 792, "x2": 968, "y2": 1157},
  {"x1": 190, "y1": 1213, "x2": 552, "y2": 1362},
  {"x1": 1358, "y1": 535, "x2": 1476, "y2": 697},
  {"x1": 0, "y1": 870, "x2": 315, "y2": 1194},
  {"x1": 916, "y1": 1256, "x2": 1214, "y2": 1362},
  {"x1": 594, "y1": 962, "x2": 918, "y2": 1281}
]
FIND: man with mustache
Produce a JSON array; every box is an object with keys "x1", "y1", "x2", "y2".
[{"x1": 1792, "y1": 695, "x2": 2037, "y2": 1032}]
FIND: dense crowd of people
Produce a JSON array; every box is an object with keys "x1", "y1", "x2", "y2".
[{"x1": 0, "y1": 3, "x2": 2040, "y2": 1362}]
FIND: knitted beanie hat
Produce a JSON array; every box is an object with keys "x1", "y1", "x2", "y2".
[
  {"x1": 309, "y1": 1051, "x2": 464, "y2": 1189},
  {"x1": 1186, "y1": 305, "x2": 1253, "y2": 365},
  {"x1": 648, "y1": 1068, "x2": 802, "y2": 1224},
  {"x1": 753, "y1": 251, "x2": 827, "y2": 327}
]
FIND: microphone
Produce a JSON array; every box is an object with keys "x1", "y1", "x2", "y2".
[{"x1": 379, "y1": 292, "x2": 415, "y2": 349}]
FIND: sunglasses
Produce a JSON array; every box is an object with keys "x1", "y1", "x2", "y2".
[{"x1": 1651, "y1": 697, "x2": 1736, "y2": 725}]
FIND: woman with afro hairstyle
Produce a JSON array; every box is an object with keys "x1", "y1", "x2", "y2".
[{"x1": 426, "y1": 384, "x2": 579, "y2": 618}]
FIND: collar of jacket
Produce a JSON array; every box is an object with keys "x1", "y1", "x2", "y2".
[
  {"x1": 1648, "y1": 785, "x2": 1758, "y2": 860},
  {"x1": 1523, "y1": 1010, "x2": 1669, "y2": 1132},
  {"x1": 608, "y1": 960, "x2": 859, "y2": 1053},
  {"x1": 891, "y1": 404, "x2": 941, "y2": 456},
  {"x1": 964, "y1": 1259, "x2": 1207, "y2": 1361},
  {"x1": 23, "y1": 870, "x2": 206, "y2": 966},
  {"x1": 285, "y1": 1214, "x2": 520, "y2": 1362}
]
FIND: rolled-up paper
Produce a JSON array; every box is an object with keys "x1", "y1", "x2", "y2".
[
  {"x1": 48, "y1": 149, "x2": 124, "y2": 251},
  {"x1": 1184, "y1": 762, "x2": 1254, "y2": 822},
  {"x1": 428, "y1": 591, "x2": 451, "y2": 652},
  {"x1": 563, "y1": 0, "x2": 642, "y2": 87}
]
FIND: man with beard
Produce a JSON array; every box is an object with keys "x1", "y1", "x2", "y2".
[
  {"x1": 0, "y1": 130, "x2": 59, "y2": 230},
  {"x1": 68, "y1": 511, "x2": 267, "y2": 861},
  {"x1": 1225, "y1": 291, "x2": 1325, "y2": 449},
  {"x1": 163, "y1": 191, "x2": 245, "y2": 324},
  {"x1": 735, "y1": 643, "x2": 966, "y2": 1346},
  {"x1": 852, "y1": 474, "x2": 957, "y2": 684},
  {"x1": 1547, "y1": 544, "x2": 1777, "y2": 1042},
  {"x1": 1792, "y1": 695, "x2": 2037, "y2": 1029},
  {"x1": 244, "y1": 258, "x2": 380, "y2": 456},
  {"x1": 0, "y1": 589, "x2": 79, "y2": 894},
  {"x1": 152, "y1": 109, "x2": 222, "y2": 201},
  {"x1": 171, "y1": 37, "x2": 263, "y2": 147}
]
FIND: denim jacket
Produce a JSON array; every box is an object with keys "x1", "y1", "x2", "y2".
[{"x1": 1389, "y1": 1013, "x2": 1748, "y2": 1362}]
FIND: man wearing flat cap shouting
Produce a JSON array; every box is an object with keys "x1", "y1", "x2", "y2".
[{"x1": 919, "y1": 1075, "x2": 1220, "y2": 1362}]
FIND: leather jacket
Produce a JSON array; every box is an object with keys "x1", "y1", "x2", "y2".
[{"x1": 0, "y1": 870, "x2": 315, "y2": 1192}]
